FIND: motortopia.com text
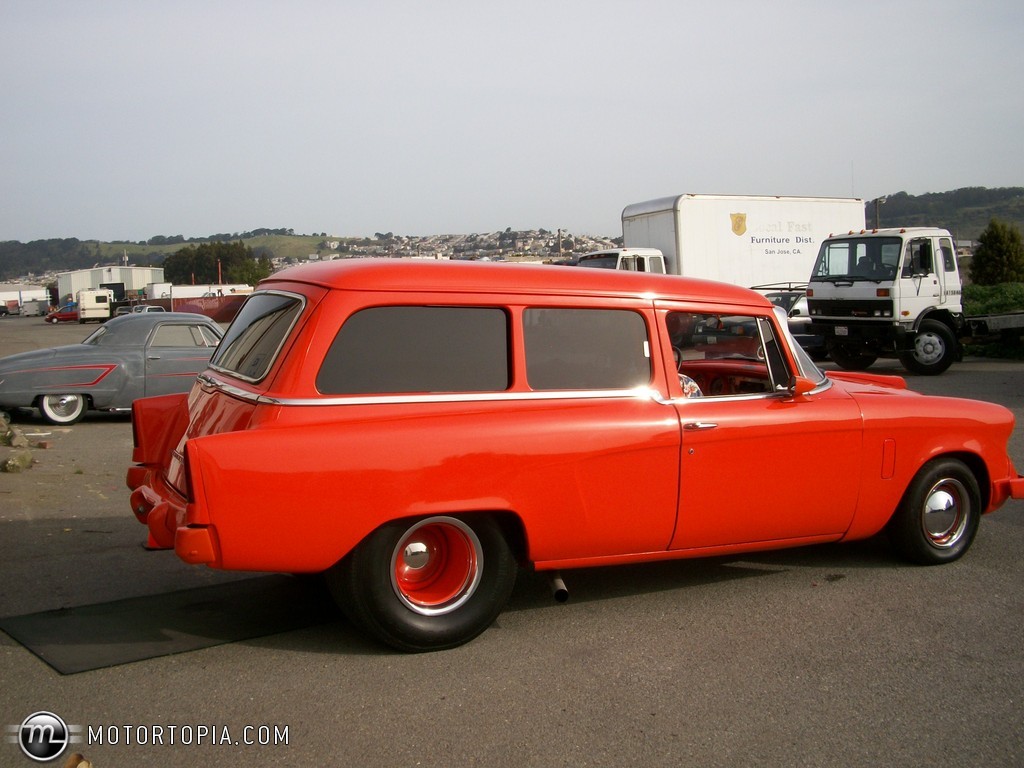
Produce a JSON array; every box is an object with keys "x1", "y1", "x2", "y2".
[{"x1": 87, "y1": 723, "x2": 289, "y2": 747}]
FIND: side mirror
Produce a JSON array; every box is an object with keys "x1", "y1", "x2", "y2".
[{"x1": 788, "y1": 375, "x2": 817, "y2": 396}]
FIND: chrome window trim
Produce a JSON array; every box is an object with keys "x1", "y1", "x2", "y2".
[{"x1": 197, "y1": 373, "x2": 669, "y2": 407}]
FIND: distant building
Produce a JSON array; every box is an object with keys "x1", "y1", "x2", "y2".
[
  {"x1": 57, "y1": 266, "x2": 164, "y2": 303},
  {"x1": 0, "y1": 283, "x2": 49, "y2": 310}
]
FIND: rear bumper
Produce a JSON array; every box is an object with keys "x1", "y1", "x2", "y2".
[{"x1": 126, "y1": 464, "x2": 220, "y2": 565}]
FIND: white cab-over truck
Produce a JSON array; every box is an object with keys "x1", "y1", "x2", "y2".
[
  {"x1": 806, "y1": 227, "x2": 1024, "y2": 375},
  {"x1": 577, "y1": 193, "x2": 866, "y2": 287}
]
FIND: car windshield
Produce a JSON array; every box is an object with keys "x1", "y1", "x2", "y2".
[
  {"x1": 765, "y1": 292, "x2": 800, "y2": 312},
  {"x1": 82, "y1": 326, "x2": 109, "y2": 345},
  {"x1": 810, "y1": 237, "x2": 901, "y2": 281}
]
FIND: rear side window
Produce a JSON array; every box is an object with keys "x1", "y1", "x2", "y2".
[
  {"x1": 524, "y1": 308, "x2": 650, "y2": 390},
  {"x1": 150, "y1": 323, "x2": 220, "y2": 348},
  {"x1": 318, "y1": 306, "x2": 509, "y2": 394},
  {"x1": 211, "y1": 292, "x2": 303, "y2": 381}
]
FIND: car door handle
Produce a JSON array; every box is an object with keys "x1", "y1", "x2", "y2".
[
  {"x1": 683, "y1": 422, "x2": 718, "y2": 431},
  {"x1": 147, "y1": 355, "x2": 161, "y2": 360}
]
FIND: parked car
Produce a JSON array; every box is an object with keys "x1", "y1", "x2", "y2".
[
  {"x1": 0, "y1": 313, "x2": 222, "y2": 424},
  {"x1": 126, "y1": 260, "x2": 1024, "y2": 652},
  {"x1": 764, "y1": 288, "x2": 827, "y2": 361},
  {"x1": 115, "y1": 304, "x2": 166, "y2": 317},
  {"x1": 45, "y1": 303, "x2": 78, "y2": 323}
]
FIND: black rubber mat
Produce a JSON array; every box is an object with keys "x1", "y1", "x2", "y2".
[{"x1": 0, "y1": 575, "x2": 339, "y2": 674}]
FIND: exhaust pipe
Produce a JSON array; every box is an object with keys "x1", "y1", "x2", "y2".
[{"x1": 549, "y1": 572, "x2": 569, "y2": 603}]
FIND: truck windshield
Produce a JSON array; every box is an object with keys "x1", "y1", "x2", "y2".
[
  {"x1": 576, "y1": 254, "x2": 618, "y2": 269},
  {"x1": 810, "y1": 237, "x2": 901, "y2": 282}
]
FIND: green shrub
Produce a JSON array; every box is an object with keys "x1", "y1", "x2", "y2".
[{"x1": 961, "y1": 283, "x2": 1024, "y2": 359}]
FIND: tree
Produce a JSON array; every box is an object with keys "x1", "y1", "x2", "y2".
[
  {"x1": 163, "y1": 240, "x2": 269, "y2": 285},
  {"x1": 970, "y1": 218, "x2": 1024, "y2": 285}
]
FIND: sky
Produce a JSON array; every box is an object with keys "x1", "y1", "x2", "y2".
[{"x1": 2, "y1": 0, "x2": 1022, "y2": 242}]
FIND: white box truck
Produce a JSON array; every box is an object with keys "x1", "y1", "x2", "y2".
[{"x1": 578, "y1": 193, "x2": 866, "y2": 288}]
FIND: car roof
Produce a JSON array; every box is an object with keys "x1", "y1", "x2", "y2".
[
  {"x1": 262, "y1": 259, "x2": 772, "y2": 308},
  {"x1": 90, "y1": 312, "x2": 221, "y2": 343}
]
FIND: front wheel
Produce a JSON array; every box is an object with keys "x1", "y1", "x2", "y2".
[
  {"x1": 39, "y1": 394, "x2": 86, "y2": 424},
  {"x1": 327, "y1": 515, "x2": 517, "y2": 652},
  {"x1": 898, "y1": 319, "x2": 957, "y2": 375},
  {"x1": 887, "y1": 458, "x2": 981, "y2": 565}
]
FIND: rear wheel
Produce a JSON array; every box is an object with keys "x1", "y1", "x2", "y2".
[
  {"x1": 39, "y1": 394, "x2": 86, "y2": 424},
  {"x1": 887, "y1": 458, "x2": 980, "y2": 564},
  {"x1": 328, "y1": 515, "x2": 517, "y2": 652},
  {"x1": 826, "y1": 340, "x2": 877, "y2": 370},
  {"x1": 898, "y1": 319, "x2": 957, "y2": 375}
]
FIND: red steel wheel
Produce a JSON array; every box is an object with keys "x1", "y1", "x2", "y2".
[
  {"x1": 327, "y1": 514, "x2": 517, "y2": 652},
  {"x1": 390, "y1": 517, "x2": 483, "y2": 615}
]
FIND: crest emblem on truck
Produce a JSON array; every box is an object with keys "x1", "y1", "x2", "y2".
[{"x1": 730, "y1": 213, "x2": 747, "y2": 236}]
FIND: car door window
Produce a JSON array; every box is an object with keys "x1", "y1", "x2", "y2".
[{"x1": 667, "y1": 312, "x2": 788, "y2": 397}]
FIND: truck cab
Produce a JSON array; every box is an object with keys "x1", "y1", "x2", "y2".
[
  {"x1": 577, "y1": 247, "x2": 666, "y2": 273},
  {"x1": 806, "y1": 228, "x2": 964, "y2": 374}
]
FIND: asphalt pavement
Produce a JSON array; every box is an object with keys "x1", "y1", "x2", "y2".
[{"x1": 1, "y1": 314, "x2": 1022, "y2": 767}]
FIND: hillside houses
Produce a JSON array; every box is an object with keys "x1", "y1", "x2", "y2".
[{"x1": 296, "y1": 229, "x2": 618, "y2": 266}]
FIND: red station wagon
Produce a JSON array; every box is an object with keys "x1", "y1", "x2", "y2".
[{"x1": 127, "y1": 260, "x2": 1024, "y2": 651}]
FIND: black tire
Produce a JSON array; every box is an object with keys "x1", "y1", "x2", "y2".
[
  {"x1": 887, "y1": 458, "x2": 981, "y2": 565},
  {"x1": 327, "y1": 515, "x2": 517, "y2": 652},
  {"x1": 898, "y1": 319, "x2": 957, "y2": 375},
  {"x1": 826, "y1": 340, "x2": 878, "y2": 370},
  {"x1": 39, "y1": 394, "x2": 87, "y2": 424}
]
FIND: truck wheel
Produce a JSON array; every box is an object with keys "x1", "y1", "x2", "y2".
[
  {"x1": 826, "y1": 340, "x2": 877, "y2": 371},
  {"x1": 887, "y1": 458, "x2": 980, "y2": 565},
  {"x1": 898, "y1": 319, "x2": 956, "y2": 375},
  {"x1": 328, "y1": 515, "x2": 517, "y2": 652},
  {"x1": 39, "y1": 394, "x2": 86, "y2": 424}
]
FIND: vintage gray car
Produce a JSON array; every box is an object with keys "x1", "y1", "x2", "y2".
[{"x1": 0, "y1": 313, "x2": 222, "y2": 424}]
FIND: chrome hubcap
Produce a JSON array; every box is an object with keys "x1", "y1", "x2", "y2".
[
  {"x1": 921, "y1": 478, "x2": 968, "y2": 549},
  {"x1": 46, "y1": 394, "x2": 82, "y2": 418},
  {"x1": 914, "y1": 332, "x2": 945, "y2": 366}
]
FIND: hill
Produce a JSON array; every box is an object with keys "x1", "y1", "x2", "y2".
[
  {"x1": 870, "y1": 187, "x2": 1024, "y2": 239},
  {"x1": 3, "y1": 186, "x2": 1024, "y2": 281}
]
